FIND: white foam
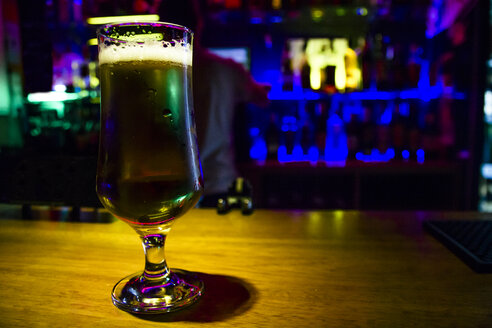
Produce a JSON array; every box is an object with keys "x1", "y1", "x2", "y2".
[{"x1": 99, "y1": 41, "x2": 192, "y2": 66}]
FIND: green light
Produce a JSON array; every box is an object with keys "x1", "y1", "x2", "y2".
[
  {"x1": 335, "y1": 7, "x2": 346, "y2": 16},
  {"x1": 27, "y1": 92, "x2": 81, "y2": 103}
]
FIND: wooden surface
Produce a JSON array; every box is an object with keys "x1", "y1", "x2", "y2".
[{"x1": 1, "y1": 207, "x2": 492, "y2": 327}]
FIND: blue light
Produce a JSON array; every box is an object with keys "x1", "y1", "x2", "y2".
[
  {"x1": 266, "y1": 87, "x2": 458, "y2": 102},
  {"x1": 400, "y1": 86, "x2": 441, "y2": 101},
  {"x1": 355, "y1": 148, "x2": 395, "y2": 162},
  {"x1": 276, "y1": 144, "x2": 326, "y2": 164},
  {"x1": 250, "y1": 17, "x2": 263, "y2": 24},
  {"x1": 380, "y1": 105, "x2": 392, "y2": 125},
  {"x1": 417, "y1": 149, "x2": 425, "y2": 163},
  {"x1": 308, "y1": 146, "x2": 319, "y2": 163},
  {"x1": 325, "y1": 146, "x2": 348, "y2": 162},
  {"x1": 399, "y1": 102, "x2": 410, "y2": 116},
  {"x1": 249, "y1": 127, "x2": 260, "y2": 137},
  {"x1": 402, "y1": 150, "x2": 410, "y2": 160},
  {"x1": 268, "y1": 90, "x2": 321, "y2": 100},
  {"x1": 250, "y1": 139, "x2": 267, "y2": 161},
  {"x1": 283, "y1": 116, "x2": 297, "y2": 124},
  {"x1": 356, "y1": 7, "x2": 368, "y2": 16},
  {"x1": 270, "y1": 16, "x2": 282, "y2": 23},
  {"x1": 418, "y1": 59, "x2": 431, "y2": 89},
  {"x1": 278, "y1": 145, "x2": 287, "y2": 162},
  {"x1": 281, "y1": 116, "x2": 298, "y2": 132},
  {"x1": 292, "y1": 145, "x2": 303, "y2": 159},
  {"x1": 348, "y1": 90, "x2": 396, "y2": 100},
  {"x1": 386, "y1": 148, "x2": 396, "y2": 160}
]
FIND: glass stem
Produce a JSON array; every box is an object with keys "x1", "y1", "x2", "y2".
[{"x1": 141, "y1": 234, "x2": 170, "y2": 280}]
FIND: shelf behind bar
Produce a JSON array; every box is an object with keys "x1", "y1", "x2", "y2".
[{"x1": 267, "y1": 86, "x2": 466, "y2": 101}]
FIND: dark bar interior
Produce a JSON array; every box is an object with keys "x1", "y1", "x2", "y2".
[
  {"x1": 0, "y1": 0, "x2": 489, "y2": 212},
  {"x1": 3, "y1": 1, "x2": 492, "y2": 325}
]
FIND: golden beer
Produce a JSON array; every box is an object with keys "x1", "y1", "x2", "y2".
[{"x1": 96, "y1": 37, "x2": 202, "y2": 225}]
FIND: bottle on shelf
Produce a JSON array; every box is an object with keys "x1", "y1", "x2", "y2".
[
  {"x1": 314, "y1": 102, "x2": 328, "y2": 158},
  {"x1": 346, "y1": 113, "x2": 360, "y2": 161},
  {"x1": 281, "y1": 115, "x2": 297, "y2": 156},
  {"x1": 300, "y1": 103, "x2": 314, "y2": 157},
  {"x1": 361, "y1": 37, "x2": 374, "y2": 90},
  {"x1": 390, "y1": 102, "x2": 409, "y2": 161},
  {"x1": 438, "y1": 97, "x2": 456, "y2": 160},
  {"x1": 300, "y1": 55, "x2": 311, "y2": 90},
  {"x1": 281, "y1": 43, "x2": 294, "y2": 92},
  {"x1": 421, "y1": 109, "x2": 439, "y2": 161},
  {"x1": 407, "y1": 102, "x2": 421, "y2": 161},
  {"x1": 265, "y1": 112, "x2": 280, "y2": 161},
  {"x1": 376, "y1": 102, "x2": 391, "y2": 156},
  {"x1": 407, "y1": 42, "x2": 423, "y2": 89},
  {"x1": 359, "y1": 106, "x2": 376, "y2": 156},
  {"x1": 325, "y1": 108, "x2": 346, "y2": 162}
]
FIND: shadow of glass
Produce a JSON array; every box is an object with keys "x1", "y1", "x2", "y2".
[{"x1": 131, "y1": 272, "x2": 257, "y2": 322}]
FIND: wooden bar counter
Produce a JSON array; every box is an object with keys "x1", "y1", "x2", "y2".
[{"x1": 0, "y1": 207, "x2": 492, "y2": 327}]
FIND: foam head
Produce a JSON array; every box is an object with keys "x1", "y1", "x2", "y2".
[{"x1": 98, "y1": 23, "x2": 193, "y2": 66}]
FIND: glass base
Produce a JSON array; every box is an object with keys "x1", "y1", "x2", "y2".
[{"x1": 111, "y1": 269, "x2": 204, "y2": 314}]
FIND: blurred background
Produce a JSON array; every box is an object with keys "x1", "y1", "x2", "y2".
[{"x1": 0, "y1": 0, "x2": 490, "y2": 212}]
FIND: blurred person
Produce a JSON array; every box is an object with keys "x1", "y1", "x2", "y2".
[{"x1": 158, "y1": 0, "x2": 270, "y2": 207}]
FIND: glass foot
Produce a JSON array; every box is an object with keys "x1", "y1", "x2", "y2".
[{"x1": 111, "y1": 269, "x2": 204, "y2": 314}]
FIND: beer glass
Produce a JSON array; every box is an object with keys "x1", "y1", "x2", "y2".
[{"x1": 96, "y1": 22, "x2": 203, "y2": 313}]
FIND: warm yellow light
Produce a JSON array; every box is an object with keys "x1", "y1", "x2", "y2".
[
  {"x1": 332, "y1": 39, "x2": 348, "y2": 91},
  {"x1": 87, "y1": 38, "x2": 98, "y2": 46},
  {"x1": 310, "y1": 70, "x2": 321, "y2": 90},
  {"x1": 311, "y1": 9, "x2": 324, "y2": 21},
  {"x1": 305, "y1": 38, "x2": 348, "y2": 91},
  {"x1": 90, "y1": 76, "x2": 100, "y2": 89},
  {"x1": 345, "y1": 47, "x2": 361, "y2": 90},
  {"x1": 305, "y1": 39, "x2": 330, "y2": 90},
  {"x1": 87, "y1": 14, "x2": 160, "y2": 25}
]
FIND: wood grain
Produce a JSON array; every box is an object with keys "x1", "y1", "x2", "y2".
[{"x1": 0, "y1": 208, "x2": 491, "y2": 327}]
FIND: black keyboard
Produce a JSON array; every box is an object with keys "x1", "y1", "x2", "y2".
[{"x1": 423, "y1": 220, "x2": 492, "y2": 273}]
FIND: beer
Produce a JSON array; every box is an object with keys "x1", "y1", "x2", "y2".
[
  {"x1": 96, "y1": 47, "x2": 202, "y2": 225},
  {"x1": 98, "y1": 23, "x2": 205, "y2": 315}
]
